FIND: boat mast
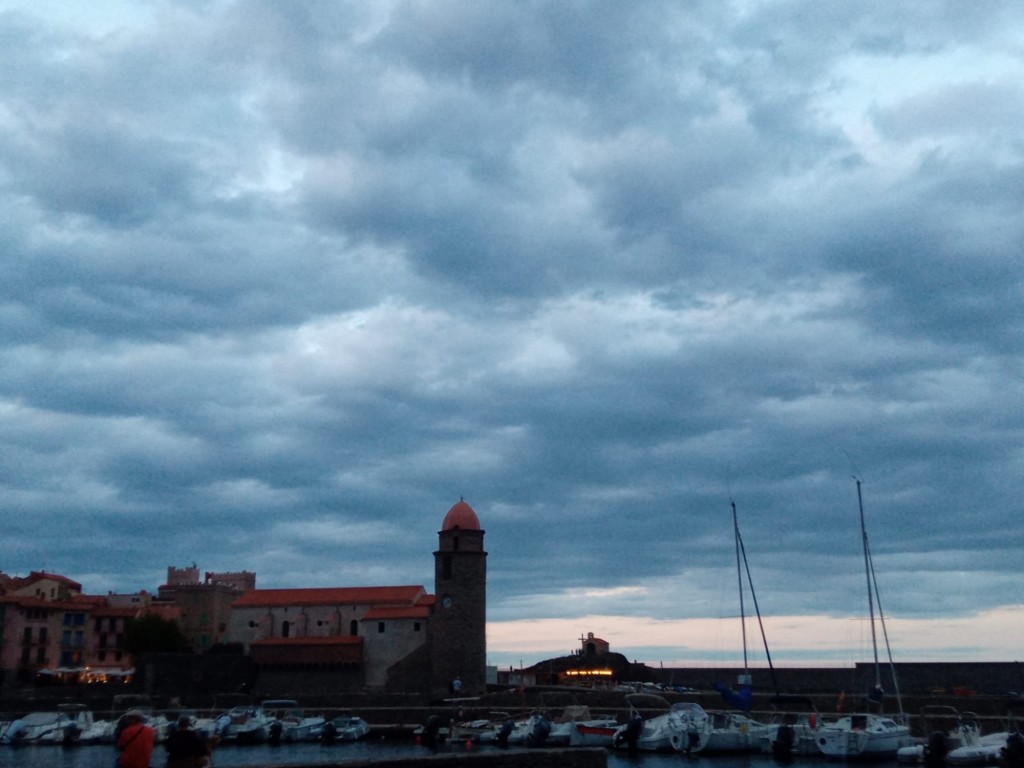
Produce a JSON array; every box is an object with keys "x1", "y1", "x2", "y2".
[
  {"x1": 732, "y1": 500, "x2": 750, "y2": 678},
  {"x1": 855, "y1": 477, "x2": 883, "y2": 697},
  {"x1": 733, "y1": 501, "x2": 780, "y2": 694},
  {"x1": 866, "y1": 527, "x2": 906, "y2": 718}
]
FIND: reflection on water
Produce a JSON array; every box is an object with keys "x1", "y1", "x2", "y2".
[{"x1": 0, "y1": 740, "x2": 873, "y2": 768}]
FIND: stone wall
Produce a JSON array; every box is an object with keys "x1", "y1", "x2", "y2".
[
  {"x1": 652, "y1": 661, "x2": 1024, "y2": 696},
  {"x1": 247, "y1": 748, "x2": 607, "y2": 768}
]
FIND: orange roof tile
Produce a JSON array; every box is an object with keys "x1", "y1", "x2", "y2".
[
  {"x1": 18, "y1": 571, "x2": 83, "y2": 590},
  {"x1": 72, "y1": 595, "x2": 108, "y2": 606},
  {"x1": 232, "y1": 585, "x2": 426, "y2": 609},
  {"x1": 92, "y1": 605, "x2": 141, "y2": 618}
]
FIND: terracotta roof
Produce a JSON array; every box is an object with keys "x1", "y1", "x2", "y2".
[
  {"x1": 18, "y1": 571, "x2": 83, "y2": 590},
  {"x1": 0, "y1": 595, "x2": 86, "y2": 610},
  {"x1": 250, "y1": 636, "x2": 363, "y2": 647},
  {"x1": 92, "y1": 605, "x2": 141, "y2": 618},
  {"x1": 442, "y1": 499, "x2": 481, "y2": 531},
  {"x1": 232, "y1": 585, "x2": 425, "y2": 609},
  {"x1": 362, "y1": 605, "x2": 430, "y2": 620},
  {"x1": 72, "y1": 595, "x2": 108, "y2": 606}
]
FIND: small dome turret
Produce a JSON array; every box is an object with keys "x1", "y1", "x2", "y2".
[{"x1": 442, "y1": 498, "x2": 481, "y2": 531}]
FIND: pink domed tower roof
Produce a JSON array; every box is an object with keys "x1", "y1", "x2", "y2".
[{"x1": 442, "y1": 498, "x2": 481, "y2": 531}]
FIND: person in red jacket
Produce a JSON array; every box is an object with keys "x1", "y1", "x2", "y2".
[{"x1": 117, "y1": 710, "x2": 155, "y2": 768}]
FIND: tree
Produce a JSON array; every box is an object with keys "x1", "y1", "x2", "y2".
[{"x1": 123, "y1": 613, "x2": 190, "y2": 657}]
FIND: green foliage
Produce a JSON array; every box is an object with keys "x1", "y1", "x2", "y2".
[{"x1": 123, "y1": 613, "x2": 191, "y2": 657}]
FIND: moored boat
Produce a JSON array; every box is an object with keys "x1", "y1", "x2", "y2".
[
  {"x1": 261, "y1": 699, "x2": 325, "y2": 743},
  {"x1": 612, "y1": 694, "x2": 711, "y2": 753},
  {"x1": 220, "y1": 704, "x2": 273, "y2": 744},
  {"x1": 704, "y1": 708, "x2": 774, "y2": 753},
  {"x1": 321, "y1": 713, "x2": 370, "y2": 743},
  {"x1": 897, "y1": 707, "x2": 984, "y2": 764},
  {"x1": 568, "y1": 719, "x2": 619, "y2": 747},
  {"x1": 547, "y1": 704, "x2": 616, "y2": 746},
  {"x1": 946, "y1": 731, "x2": 1013, "y2": 766},
  {"x1": 815, "y1": 479, "x2": 912, "y2": 759},
  {"x1": 759, "y1": 702, "x2": 825, "y2": 758},
  {"x1": 817, "y1": 712, "x2": 915, "y2": 759},
  {"x1": 36, "y1": 703, "x2": 107, "y2": 746},
  {"x1": 0, "y1": 711, "x2": 62, "y2": 745}
]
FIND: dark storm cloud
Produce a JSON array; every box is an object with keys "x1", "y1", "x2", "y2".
[{"x1": 0, "y1": 0, "x2": 1021, "y2": 665}]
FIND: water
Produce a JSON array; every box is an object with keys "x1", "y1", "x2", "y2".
[{"x1": 0, "y1": 740, "x2": 885, "y2": 768}]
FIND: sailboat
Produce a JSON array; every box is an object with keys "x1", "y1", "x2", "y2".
[
  {"x1": 705, "y1": 502, "x2": 775, "y2": 753},
  {"x1": 715, "y1": 500, "x2": 822, "y2": 758},
  {"x1": 816, "y1": 478, "x2": 913, "y2": 759}
]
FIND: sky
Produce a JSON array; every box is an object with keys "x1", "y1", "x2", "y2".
[{"x1": 1, "y1": 1, "x2": 1021, "y2": 672}]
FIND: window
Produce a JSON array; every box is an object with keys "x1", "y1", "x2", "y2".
[
  {"x1": 36, "y1": 648, "x2": 46, "y2": 664},
  {"x1": 414, "y1": 622, "x2": 421, "y2": 632},
  {"x1": 95, "y1": 618, "x2": 103, "y2": 632},
  {"x1": 350, "y1": 620, "x2": 358, "y2": 636},
  {"x1": 281, "y1": 620, "x2": 291, "y2": 638},
  {"x1": 377, "y1": 622, "x2": 385, "y2": 634},
  {"x1": 99, "y1": 633, "x2": 108, "y2": 649},
  {"x1": 39, "y1": 627, "x2": 47, "y2": 643},
  {"x1": 442, "y1": 555, "x2": 452, "y2": 579},
  {"x1": 23, "y1": 627, "x2": 32, "y2": 643}
]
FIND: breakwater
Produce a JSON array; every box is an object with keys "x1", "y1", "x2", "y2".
[{"x1": 233, "y1": 748, "x2": 608, "y2": 768}]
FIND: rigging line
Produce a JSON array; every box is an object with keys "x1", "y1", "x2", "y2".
[
  {"x1": 731, "y1": 500, "x2": 749, "y2": 673},
  {"x1": 867, "y1": 537, "x2": 905, "y2": 718},
  {"x1": 855, "y1": 477, "x2": 882, "y2": 687},
  {"x1": 737, "y1": 512, "x2": 780, "y2": 694}
]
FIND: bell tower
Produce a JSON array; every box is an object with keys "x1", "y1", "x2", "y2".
[{"x1": 432, "y1": 498, "x2": 487, "y2": 695}]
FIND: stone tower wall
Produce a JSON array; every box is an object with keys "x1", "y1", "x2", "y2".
[{"x1": 432, "y1": 526, "x2": 487, "y2": 696}]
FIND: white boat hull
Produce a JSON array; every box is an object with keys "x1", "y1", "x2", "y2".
[
  {"x1": 817, "y1": 714, "x2": 913, "y2": 758},
  {"x1": 704, "y1": 712, "x2": 773, "y2": 753}
]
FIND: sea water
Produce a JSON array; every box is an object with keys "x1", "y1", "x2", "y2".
[{"x1": 0, "y1": 740, "x2": 877, "y2": 768}]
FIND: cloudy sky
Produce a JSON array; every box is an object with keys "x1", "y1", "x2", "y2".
[{"x1": 2, "y1": 1, "x2": 1021, "y2": 671}]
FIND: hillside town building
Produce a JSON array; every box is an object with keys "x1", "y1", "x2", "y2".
[{"x1": 0, "y1": 500, "x2": 487, "y2": 696}]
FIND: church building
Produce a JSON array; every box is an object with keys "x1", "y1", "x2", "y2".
[{"x1": 226, "y1": 499, "x2": 487, "y2": 696}]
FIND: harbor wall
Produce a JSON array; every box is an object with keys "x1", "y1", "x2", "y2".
[
  {"x1": 649, "y1": 661, "x2": 1023, "y2": 697},
  {"x1": 241, "y1": 749, "x2": 607, "y2": 768}
]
